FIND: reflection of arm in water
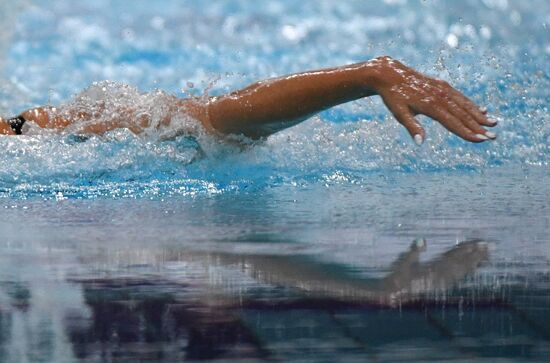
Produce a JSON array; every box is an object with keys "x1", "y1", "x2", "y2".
[
  {"x1": 78, "y1": 239, "x2": 489, "y2": 305},
  {"x1": 0, "y1": 56, "x2": 496, "y2": 143},
  {"x1": 201, "y1": 240, "x2": 489, "y2": 304}
]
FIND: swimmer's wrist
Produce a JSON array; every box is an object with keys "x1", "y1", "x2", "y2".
[{"x1": 358, "y1": 56, "x2": 395, "y2": 95}]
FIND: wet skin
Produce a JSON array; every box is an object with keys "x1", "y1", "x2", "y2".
[{"x1": 0, "y1": 56, "x2": 496, "y2": 144}]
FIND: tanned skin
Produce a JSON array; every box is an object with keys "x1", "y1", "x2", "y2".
[{"x1": 0, "y1": 56, "x2": 496, "y2": 144}]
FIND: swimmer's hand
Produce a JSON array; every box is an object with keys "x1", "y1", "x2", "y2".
[{"x1": 369, "y1": 56, "x2": 496, "y2": 144}]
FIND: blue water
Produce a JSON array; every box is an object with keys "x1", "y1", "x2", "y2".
[{"x1": 0, "y1": 0, "x2": 549, "y2": 362}]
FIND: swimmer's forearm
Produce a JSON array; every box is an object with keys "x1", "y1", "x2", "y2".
[
  {"x1": 205, "y1": 60, "x2": 382, "y2": 137},
  {"x1": 0, "y1": 109, "x2": 60, "y2": 135},
  {"x1": 22, "y1": 107, "x2": 73, "y2": 129},
  {"x1": 0, "y1": 107, "x2": 72, "y2": 133},
  {"x1": 4, "y1": 106, "x2": 149, "y2": 135}
]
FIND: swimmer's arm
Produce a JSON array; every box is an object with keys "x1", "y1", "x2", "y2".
[
  {"x1": 202, "y1": 56, "x2": 496, "y2": 143},
  {"x1": 0, "y1": 108, "x2": 76, "y2": 135},
  {"x1": 0, "y1": 105, "x2": 167, "y2": 135},
  {"x1": 2, "y1": 56, "x2": 495, "y2": 143}
]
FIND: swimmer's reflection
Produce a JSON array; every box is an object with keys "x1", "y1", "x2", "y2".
[
  {"x1": 204, "y1": 239, "x2": 489, "y2": 304},
  {"x1": 62, "y1": 240, "x2": 489, "y2": 361}
]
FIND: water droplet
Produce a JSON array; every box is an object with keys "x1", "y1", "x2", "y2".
[{"x1": 446, "y1": 33, "x2": 459, "y2": 48}]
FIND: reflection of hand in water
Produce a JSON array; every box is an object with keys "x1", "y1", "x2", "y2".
[
  {"x1": 215, "y1": 239, "x2": 489, "y2": 305},
  {"x1": 381, "y1": 239, "x2": 489, "y2": 302}
]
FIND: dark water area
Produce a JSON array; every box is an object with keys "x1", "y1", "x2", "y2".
[{"x1": 1, "y1": 167, "x2": 549, "y2": 362}]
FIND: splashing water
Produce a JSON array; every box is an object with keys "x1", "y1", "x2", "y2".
[{"x1": 0, "y1": 0, "x2": 548, "y2": 199}]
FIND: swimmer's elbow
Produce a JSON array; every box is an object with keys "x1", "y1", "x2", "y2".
[{"x1": 178, "y1": 98, "x2": 215, "y2": 133}]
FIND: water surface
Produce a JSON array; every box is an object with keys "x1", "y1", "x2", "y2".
[{"x1": 0, "y1": 0, "x2": 549, "y2": 361}]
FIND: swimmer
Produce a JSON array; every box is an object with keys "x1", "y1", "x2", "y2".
[{"x1": 0, "y1": 56, "x2": 496, "y2": 144}]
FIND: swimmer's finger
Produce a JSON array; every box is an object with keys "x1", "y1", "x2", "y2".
[
  {"x1": 454, "y1": 95, "x2": 495, "y2": 127},
  {"x1": 446, "y1": 101, "x2": 494, "y2": 138},
  {"x1": 386, "y1": 102, "x2": 425, "y2": 145},
  {"x1": 447, "y1": 87, "x2": 495, "y2": 127},
  {"x1": 425, "y1": 107, "x2": 487, "y2": 143},
  {"x1": 434, "y1": 80, "x2": 490, "y2": 123}
]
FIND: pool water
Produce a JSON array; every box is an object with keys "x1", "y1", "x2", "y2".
[{"x1": 0, "y1": 0, "x2": 549, "y2": 362}]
